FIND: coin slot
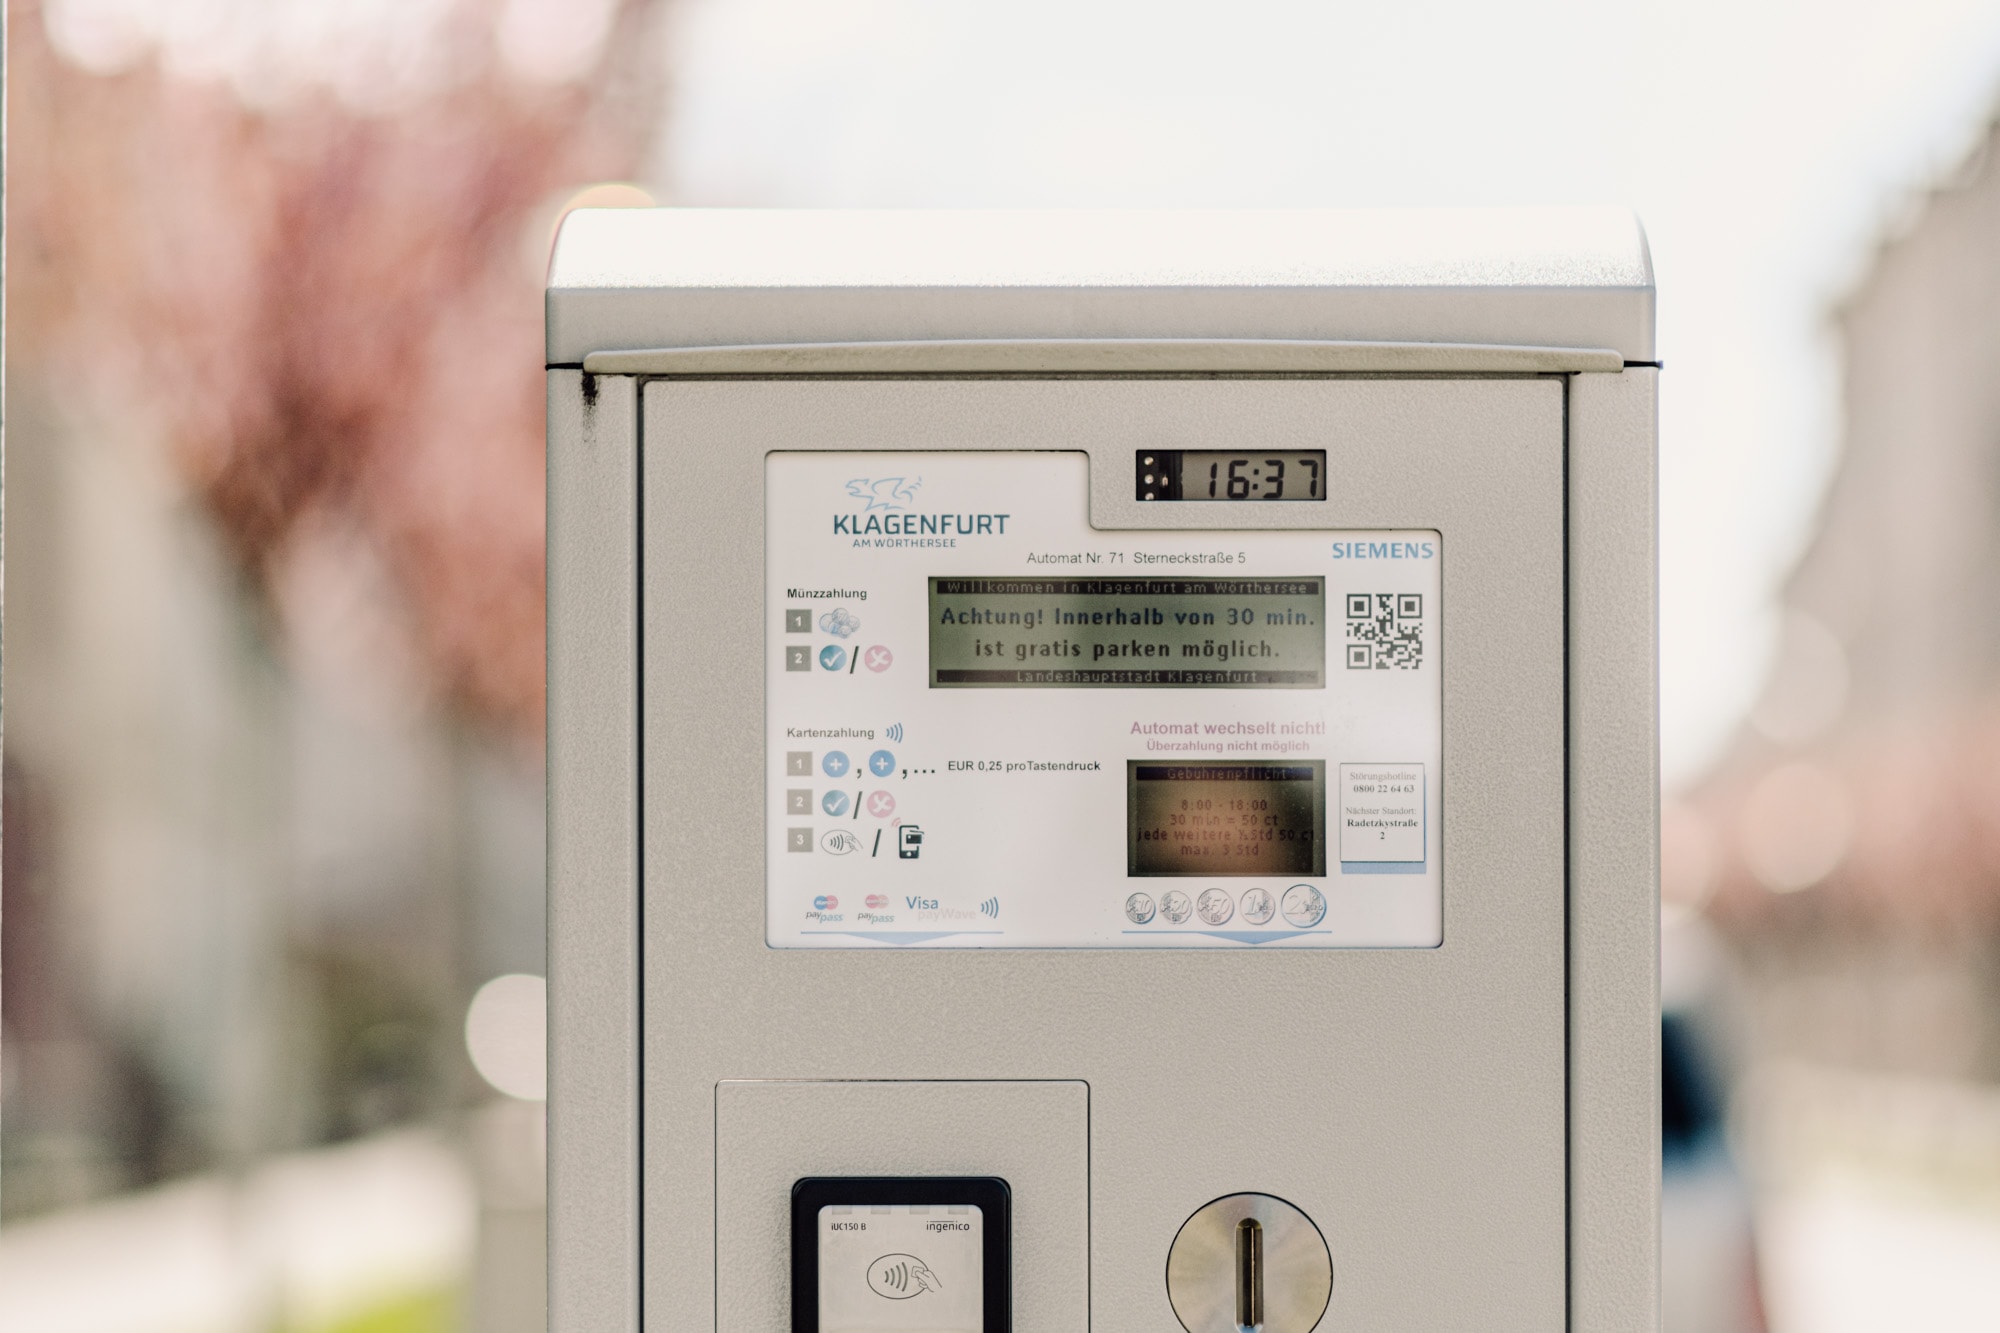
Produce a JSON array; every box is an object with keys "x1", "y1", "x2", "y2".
[{"x1": 1236, "y1": 1218, "x2": 1264, "y2": 1331}]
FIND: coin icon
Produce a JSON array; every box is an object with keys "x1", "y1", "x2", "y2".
[
  {"x1": 1196, "y1": 888, "x2": 1234, "y2": 926},
  {"x1": 1124, "y1": 893, "x2": 1157, "y2": 925},
  {"x1": 1240, "y1": 887, "x2": 1276, "y2": 925},
  {"x1": 1160, "y1": 890, "x2": 1194, "y2": 925},
  {"x1": 1282, "y1": 884, "x2": 1327, "y2": 928}
]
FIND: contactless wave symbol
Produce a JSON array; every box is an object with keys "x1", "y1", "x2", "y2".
[
  {"x1": 978, "y1": 897, "x2": 1000, "y2": 919},
  {"x1": 885, "y1": 723, "x2": 904, "y2": 744},
  {"x1": 867, "y1": 1253, "x2": 940, "y2": 1299}
]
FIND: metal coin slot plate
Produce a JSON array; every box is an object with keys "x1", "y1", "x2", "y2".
[{"x1": 1167, "y1": 1193, "x2": 1332, "y2": 1333}]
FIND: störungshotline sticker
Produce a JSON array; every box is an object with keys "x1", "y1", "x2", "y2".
[{"x1": 1339, "y1": 763, "x2": 1426, "y2": 874}]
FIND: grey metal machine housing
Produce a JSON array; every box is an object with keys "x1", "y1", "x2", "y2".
[{"x1": 546, "y1": 208, "x2": 1660, "y2": 1331}]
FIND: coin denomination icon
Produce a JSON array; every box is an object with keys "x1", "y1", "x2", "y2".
[
  {"x1": 1196, "y1": 888, "x2": 1234, "y2": 926},
  {"x1": 1282, "y1": 884, "x2": 1327, "y2": 928},
  {"x1": 1125, "y1": 893, "x2": 1157, "y2": 925},
  {"x1": 1240, "y1": 887, "x2": 1276, "y2": 925},
  {"x1": 1160, "y1": 890, "x2": 1194, "y2": 925}
]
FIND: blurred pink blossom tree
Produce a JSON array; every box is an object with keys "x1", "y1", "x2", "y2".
[{"x1": 10, "y1": 0, "x2": 666, "y2": 736}]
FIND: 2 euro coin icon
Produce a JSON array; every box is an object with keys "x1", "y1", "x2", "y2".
[{"x1": 1282, "y1": 884, "x2": 1328, "y2": 928}]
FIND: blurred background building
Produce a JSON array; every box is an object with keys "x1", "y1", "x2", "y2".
[
  {"x1": 1671, "y1": 108, "x2": 2000, "y2": 1331},
  {"x1": 9, "y1": 0, "x2": 2000, "y2": 1329},
  {"x1": 1686, "y1": 109, "x2": 2000, "y2": 1080}
]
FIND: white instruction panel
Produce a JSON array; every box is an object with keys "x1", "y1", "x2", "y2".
[{"x1": 766, "y1": 452, "x2": 1442, "y2": 948}]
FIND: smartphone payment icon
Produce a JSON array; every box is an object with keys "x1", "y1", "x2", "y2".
[{"x1": 898, "y1": 825, "x2": 924, "y2": 860}]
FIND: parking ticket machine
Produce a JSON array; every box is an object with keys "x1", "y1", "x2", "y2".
[{"x1": 546, "y1": 210, "x2": 1659, "y2": 1331}]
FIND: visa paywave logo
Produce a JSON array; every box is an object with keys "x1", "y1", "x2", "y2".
[{"x1": 834, "y1": 476, "x2": 1010, "y2": 537}]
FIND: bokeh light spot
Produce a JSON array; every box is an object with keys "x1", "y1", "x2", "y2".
[
  {"x1": 464, "y1": 973, "x2": 547, "y2": 1102},
  {"x1": 1741, "y1": 761, "x2": 1854, "y2": 893}
]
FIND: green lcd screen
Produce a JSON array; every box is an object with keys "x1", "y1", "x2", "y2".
[
  {"x1": 1127, "y1": 761, "x2": 1328, "y2": 877},
  {"x1": 929, "y1": 578, "x2": 1326, "y2": 688}
]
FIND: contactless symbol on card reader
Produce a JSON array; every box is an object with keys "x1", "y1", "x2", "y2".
[{"x1": 867, "y1": 1253, "x2": 940, "y2": 1299}]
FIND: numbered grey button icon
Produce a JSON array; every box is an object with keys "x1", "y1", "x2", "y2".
[
  {"x1": 786, "y1": 790, "x2": 813, "y2": 816},
  {"x1": 786, "y1": 828, "x2": 813, "y2": 853},
  {"x1": 785, "y1": 646, "x2": 812, "y2": 672}
]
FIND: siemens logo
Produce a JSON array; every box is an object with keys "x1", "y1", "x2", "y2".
[{"x1": 1332, "y1": 540, "x2": 1435, "y2": 559}]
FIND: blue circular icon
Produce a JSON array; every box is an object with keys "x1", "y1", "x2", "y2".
[
  {"x1": 821, "y1": 751, "x2": 850, "y2": 778},
  {"x1": 819, "y1": 644, "x2": 847, "y2": 671},
  {"x1": 821, "y1": 790, "x2": 851, "y2": 817},
  {"x1": 868, "y1": 749, "x2": 897, "y2": 778}
]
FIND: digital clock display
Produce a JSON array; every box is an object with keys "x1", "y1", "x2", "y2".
[{"x1": 1136, "y1": 450, "x2": 1327, "y2": 501}]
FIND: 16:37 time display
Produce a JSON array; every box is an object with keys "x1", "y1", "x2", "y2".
[{"x1": 1135, "y1": 450, "x2": 1328, "y2": 502}]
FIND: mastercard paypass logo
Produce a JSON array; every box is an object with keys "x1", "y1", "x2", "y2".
[
  {"x1": 813, "y1": 895, "x2": 839, "y2": 911},
  {"x1": 866, "y1": 894, "x2": 889, "y2": 909}
]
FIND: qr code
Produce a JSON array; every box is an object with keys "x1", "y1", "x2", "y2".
[{"x1": 1346, "y1": 593, "x2": 1424, "y2": 670}]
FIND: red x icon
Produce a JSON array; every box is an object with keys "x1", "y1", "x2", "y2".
[
  {"x1": 866, "y1": 790, "x2": 897, "y2": 819},
  {"x1": 863, "y1": 645, "x2": 894, "y2": 673}
]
